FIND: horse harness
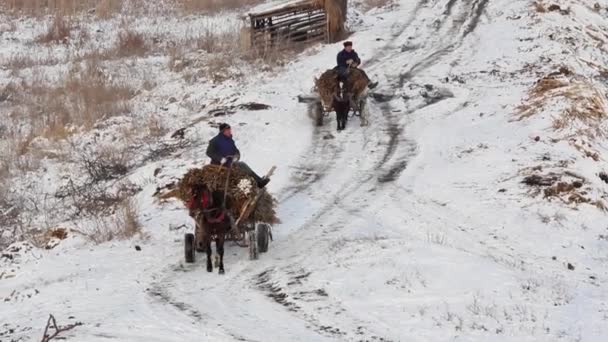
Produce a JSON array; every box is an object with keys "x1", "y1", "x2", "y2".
[{"x1": 187, "y1": 190, "x2": 227, "y2": 224}]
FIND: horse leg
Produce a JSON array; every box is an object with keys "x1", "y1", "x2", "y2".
[
  {"x1": 360, "y1": 99, "x2": 368, "y2": 126},
  {"x1": 204, "y1": 235, "x2": 213, "y2": 272},
  {"x1": 217, "y1": 235, "x2": 225, "y2": 275}
]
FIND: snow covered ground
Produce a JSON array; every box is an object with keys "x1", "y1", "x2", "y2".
[{"x1": 2, "y1": 0, "x2": 608, "y2": 341}]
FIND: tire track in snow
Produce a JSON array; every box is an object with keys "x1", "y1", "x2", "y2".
[
  {"x1": 278, "y1": 0, "x2": 435, "y2": 202},
  {"x1": 243, "y1": 0, "x2": 484, "y2": 336},
  {"x1": 240, "y1": 98, "x2": 405, "y2": 340},
  {"x1": 278, "y1": 124, "x2": 345, "y2": 202},
  {"x1": 375, "y1": 0, "x2": 484, "y2": 183},
  {"x1": 144, "y1": 0, "x2": 485, "y2": 338},
  {"x1": 444, "y1": 0, "x2": 458, "y2": 15},
  {"x1": 146, "y1": 266, "x2": 205, "y2": 323},
  {"x1": 463, "y1": 0, "x2": 489, "y2": 37}
]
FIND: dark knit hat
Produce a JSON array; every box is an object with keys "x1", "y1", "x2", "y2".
[
  {"x1": 219, "y1": 123, "x2": 231, "y2": 132},
  {"x1": 343, "y1": 41, "x2": 353, "y2": 47}
]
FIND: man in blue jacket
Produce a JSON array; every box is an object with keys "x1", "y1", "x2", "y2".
[
  {"x1": 336, "y1": 41, "x2": 378, "y2": 89},
  {"x1": 206, "y1": 123, "x2": 270, "y2": 188}
]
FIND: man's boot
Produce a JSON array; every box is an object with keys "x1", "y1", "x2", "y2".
[{"x1": 257, "y1": 177, "x2": 270, "y2": 188}]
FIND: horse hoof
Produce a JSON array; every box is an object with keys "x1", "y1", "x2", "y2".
[
  {"x1": 207, "y1": 266, "x2": 213, "y2": 272},
  {"x1": 219, "y1": 269, "x2": 225, "y2": 275}
]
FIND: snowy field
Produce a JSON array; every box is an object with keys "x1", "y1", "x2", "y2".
[{"x1": 2, "y1": 0, "x2": 608, "y2": 341}]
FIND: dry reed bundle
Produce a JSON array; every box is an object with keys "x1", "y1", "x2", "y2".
[
  {"x1": 177, "y1": 165, "x2": 279, "y2": 224},
  {"x1": 315, "y1": 69, "x2": 339, "y2": 108}
]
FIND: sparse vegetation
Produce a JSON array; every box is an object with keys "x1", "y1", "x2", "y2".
[
  {"x1": 114, "y1": 29, "x2": 148, "y2": 57},
  {"x1": 80, "y1": 197, "x2": 142, "y2": 244},
  {"x1": 361, "y1": 0, "x2": 395, "y2": 11},
  {"x1": 2, "y1": 0, "x2": 262, "y2": 16},
  {"x1": 36, "y1": 14, "x2": 72, "y2": 44},
  {"x1": 517, "y1": 67, "x2": 608, "y2": 141}
]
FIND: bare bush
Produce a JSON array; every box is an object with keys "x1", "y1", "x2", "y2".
[
  {"x1": 8, "y1": 62, "x2": 133, "y2": 140},
  {"x1": 77, "y1": 145, "x2": 131, "y2": 183},
  {"x1": 114, "y1": 29, "x2": 148, "y2": 57},
  {"x1": 96, "y1": 0, "x2": 124, "y2": 18},
  {"x1": 2, "y1": 52, "x2": 62, "y2": 70},
  {"x1": 56, "y1": 177, "x2": 140, "y2": 217},
  {"x1": 146, "y1": 116, "x2": 169, "y2": 138},
  {"x1": 36, "y1": 14, "x2": 72, "y2": 44},
  {"x1": 81, "y1": 197, "x2": 142, "y2": 244}
]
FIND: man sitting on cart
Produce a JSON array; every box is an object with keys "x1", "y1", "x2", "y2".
[
  {"x1": 206, "y1": 123, "x2": 270, "y2": 188},
  {"x1": 335, "y1": 41, "x2": 378, "y2": 89}
]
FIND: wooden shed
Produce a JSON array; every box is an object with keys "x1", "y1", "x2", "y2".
[{"x1": 245, "y1": 0, "x2": 347, "y2": 50}]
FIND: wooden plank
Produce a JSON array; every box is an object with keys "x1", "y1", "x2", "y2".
[
  {"x1": 249, "y1": 0, "x2": 322, "y2": 18},
  {"x1": 252, "y1": 26, "x2": 327, "y2": 42},
  {"x1": 252, "y1": 11, "x2": 325, "y2": 28},
  {"x1": 251, "y1": 34, "x2": 326, "y2": 52},
  {"x1": 251, "y1": 20, "x2": 327, "y2": 39},
  {"x1": 268, "y1": 12, "x2": 326, "y2": 26},
  {"x1": 251, "y1": 7, "x2": 324, "y2": 24}
]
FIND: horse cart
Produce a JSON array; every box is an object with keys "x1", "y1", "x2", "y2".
[
  {"x1": 298, "y1": 67, "x2": 370, "y2": 130},
  {"x1": 181, "y1": 165, "x2": 277, "y2": 272}
]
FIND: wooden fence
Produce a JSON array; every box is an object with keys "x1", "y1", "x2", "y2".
[{"x1": 246, "y1": 0, "x2": 346, "y2": 51}]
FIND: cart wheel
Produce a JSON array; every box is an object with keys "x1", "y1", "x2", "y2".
[
  {"x1": 185, "y1": 233, "x2": 195, "y2": 263},
  {"x1": 314, "y1": 102, "x2": 324, "y2": 127},
  {"x1": 257, "y1": 224, "x2": 270, "y2": 253},
  {"x1": 249, "y1": 229, "x2": 259, "y2": 260}
]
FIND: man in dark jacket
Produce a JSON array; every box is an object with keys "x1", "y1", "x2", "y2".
[
  {"x1": 206, "y1": 123, "x2": 270, "y2": 188},
  {"x1": 336, "y1": 41, "x2": 378, "y2": 89}
]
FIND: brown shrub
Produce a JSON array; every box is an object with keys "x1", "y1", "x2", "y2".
[
  {"x1": 96, "y1": 0, "x2": 124, "y2": 18},
  {"x1": 146, "y1": 116, "x2": 169, "y2": 138},
  {"x1": 517, "y1": 68, "x2": 608, "y2": 141},
  {"x1": 36, "y1": 14, "x2": 72, "y2": 44},
  {"x1": 80, "y1": 197, "x2": 142, "y2": 244},
  {"x1": 7, "y1": 63, "x2": 133, "y2": 141},
  {"x1": 534, "y1": 1, "x2": 547, "y2": 13},
  {"x1": 2, "y1": 52, "x2": 62, "y2": 71},
  {"x1": 114, "y1": 29, "x2": 148, "y2": 57}
]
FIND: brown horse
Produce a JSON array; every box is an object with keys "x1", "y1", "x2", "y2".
[{"x1": 188, "y1": 185, "x2": 233, "y2": 274}]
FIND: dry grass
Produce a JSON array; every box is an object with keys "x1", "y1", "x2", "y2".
[
  {"x1": 2, "y1": 0, "x2": 120, "y2": 16},
  {"x1": 168, "y1": 24, "x2": 293, "y2": 82},
  {"x1": 36, "y1": 14, "x2": 72, "y2": 44},
  {"x1": 146, "y1": 116, "x2": 169, "y2": 138},
  {"x1": 7, "y1": 62, "x2": 133, "y2": 140},
  {"x1": 2, "y1": 52, "x2": 62, "y2": 71},
  {"x1": 3, "y1": 0, "x2": 261, "y2": 16},
  {"x1": 361, "y1": 0, "x2": 394, "y2": 11},
  {"x1": 80, "y1": 197, "x2": 142, "y2": 244},
  {"x1": 517, "y1": 67, "x2": 608, "y2": 141},
  {"x1": 114, "y1": 29, "x2": 149, "y2": 58},
  {"x1": 96, "y1": 0, "x2": 124, "y2": 18}
]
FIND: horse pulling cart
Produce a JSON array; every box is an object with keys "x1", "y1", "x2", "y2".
[
  {"x1": 298, "y1": 67, "x2": 370, "y2": 130},
  {"x1": 179, "y1": 165, "x2": 278, "y2": 273}
]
